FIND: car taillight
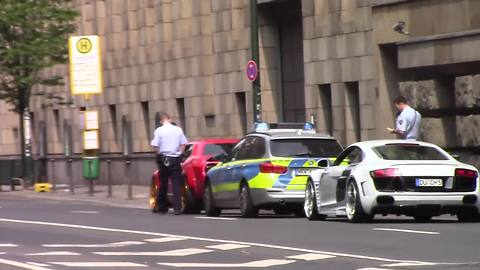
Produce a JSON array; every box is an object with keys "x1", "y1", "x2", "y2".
[
  {"x1": 455, "y1": 169, "x2": 478, "y2": 178},
  {"x1": 370, "y1": 168, "x2": 401, "y2": 178},
  {"x1": 259, "y1": 162, "x2": 288, "y2": 174}
]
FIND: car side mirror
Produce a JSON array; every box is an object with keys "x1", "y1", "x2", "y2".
[{"x1": 317, "y1": 159, "x2": 331, "y2": 168}]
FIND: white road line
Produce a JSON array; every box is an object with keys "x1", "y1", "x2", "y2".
[
  {"x1": 287, "y1": 253, "x2": 336, "y2": 261},
  {"x1": 158, "y1": 259, "x2": 295, "y2": 268},
  {"x1": 71, "y1": 211, "x2": 100, "y2": 214},
  {"x1": 27, "y1": 262, "x2": 50, "y2": 267},
  {"x1": 206, "y1": 243, "x2": 250, "y2": 250},
  {"x1": 95, "y1": 248, "x2": 212, "y2": 257},
  {"x1": 382, "y1": 262, "x2": 437, "y2": 267},
  {"x1": 195, "y1": 216, "x2": 238, "y2": 221},
  {"x1": 357, "y1": 268, "x2": 390, "y2": 270},
  {"x1": 50, "y1": 262, "x2": 147, "y2": 267},
  {"x1": 0, "y1": 243, "x2": 18, "y2": 247},
  {"x1": 43, "y1": 241, "x2": 144, "y2": 248},
  {"x1": 373, "y1": 228, "x2": 440, "y2": 235},
  {"x1": 0, "y1": 218, "x2": 435, "y2": 265},
  {"x1": 26, "y1": 251, "x2": 81, "y2": 256},
  {"x1": 145, "y1": 237, "x2": 187, "y2": 243},
  {"x1": 0, "y1": 258, "x2": 52, "y2": 270}
]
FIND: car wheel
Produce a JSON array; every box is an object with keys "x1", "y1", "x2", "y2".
[
  {"x1": 203, "y1": 183, "x2": 221, "y2": 217},
  {"x1": 239, "y1": 183, "x2": 258, "y2": 218},
  {"x1": 346, "y1": 180, "x2": 372, "y2": 223},
  {"x1": 182, "y1": 186, "x2": 201, "y2": 214},
  {"x1": 149, "y1": 178, "x2": 159, "y2": 213},
  {"x1": 413, "y1": 215, "x2": 433, "y2": 222},
  {"x1": 457, "y1": 211, "x2": 480, "y2": 222},
  {"x1": 304, "y1": 181, "x2": 325, "y2": 221}
]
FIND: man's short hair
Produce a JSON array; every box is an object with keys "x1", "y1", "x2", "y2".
[
  {"x1": 159, "y1": 112, "x2": 170, "y2": 120},
  {"x1": 393, "y1": 95, "x2": 408, "y2": 105}
]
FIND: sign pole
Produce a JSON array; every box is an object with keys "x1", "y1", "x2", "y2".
[{"x1": 250, "y1": 0, "x2": 261, "y2": 124}]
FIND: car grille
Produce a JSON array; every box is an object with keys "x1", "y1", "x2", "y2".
[{"x1": 373, "y1": 176, "x2": 476, "y2": 192}]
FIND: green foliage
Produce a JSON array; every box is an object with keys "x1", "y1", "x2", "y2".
[{"x1": 0, "y1": 0, "x2": 78, "y2": 113}]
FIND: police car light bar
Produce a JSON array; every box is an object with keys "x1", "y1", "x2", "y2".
[{"x1": 253, "y1": 122, "x2": 316, "y2": 133}]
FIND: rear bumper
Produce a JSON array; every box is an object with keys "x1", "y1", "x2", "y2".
[
  {"x1": 250, "y1": 188, "x2": 304, "y2": 207},
  {"x1": 370, "y1": 193, "x2": 480, "y2": 215}
]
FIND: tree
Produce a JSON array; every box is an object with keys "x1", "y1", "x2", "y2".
[{"x1": 0, "y1": 0, "x2": 78, "y2": 182}]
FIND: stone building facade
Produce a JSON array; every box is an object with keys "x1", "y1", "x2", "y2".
[{"x1": 1, "y1": 0, "x2": 480, "y2": 186}]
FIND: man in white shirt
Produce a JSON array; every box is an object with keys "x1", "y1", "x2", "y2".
[
  {"x1": 151, "y1": 113, "x2": 188, "y2": 215},
  {"x1": 387, "y1": 96, "x2": 422, "y2": 140}
]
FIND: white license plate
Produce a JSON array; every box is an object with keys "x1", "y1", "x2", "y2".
[
  {"x1": 415, "y1": 178, "x2": 443, "y2": 187},
  {"x1": 296, "y1": 168, "x2": 313, "y2": 176}
]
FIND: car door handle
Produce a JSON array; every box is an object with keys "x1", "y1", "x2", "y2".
[
  {"x1": 226, "y1": 167, "x2": 233, "y2": 170},
  {"x1": 241, "y1": 164, "x2": 246, "y2": 168}
]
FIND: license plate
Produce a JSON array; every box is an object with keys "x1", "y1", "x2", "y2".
[
  {"x1": 296, "y1": 168, "x2": 313, "y2": 176},
  {"x1": 415, "y1": 178, "x2": 443, "y2": 187}
]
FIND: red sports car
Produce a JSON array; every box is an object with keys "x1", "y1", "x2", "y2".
[{"x1": 149, "y1": 139, "x2": 238, "y2": 213}]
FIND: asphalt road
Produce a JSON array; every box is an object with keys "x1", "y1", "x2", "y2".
[{"x1": 0, "y1": 196, "x2": 479, "y2": 270}]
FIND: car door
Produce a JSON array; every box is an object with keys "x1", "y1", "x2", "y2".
[
  {"x1": 211, "y1": 139, "x2": 246, "y2": 206},
  {"x1": 319, "y1": 147, "x2": 364, "y2": 209}
]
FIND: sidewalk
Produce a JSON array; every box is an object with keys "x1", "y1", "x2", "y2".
[{"x1": 0, "y1": 184, "x2": 150, "y2": 210}]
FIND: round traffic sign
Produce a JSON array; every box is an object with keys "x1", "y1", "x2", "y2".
[
  {"x1": 246, "y1": 60, "x2": 258, "y2": 82},
  {"x1": 76, "y1": 38, "x2": 93, "y2": 54}
]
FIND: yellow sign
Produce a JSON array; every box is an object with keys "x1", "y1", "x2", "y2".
[
  {"x1": 85, "y1": 110, "x2": 99, "y2": 130},
  {"x1": 68, "y1": 35, "x2": 103, "y2": 95},
  {"x1": 83, "y1": 130, "x2": 99, "y2": 150}
]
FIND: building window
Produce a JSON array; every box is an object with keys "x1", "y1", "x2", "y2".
[
  {"x1": 176, "y1": 98, "x2": 186, "y2": 133},
  {"x1": 141, "y1": 101, "x2": 150, "y2": 139},
  {"x1": 318, "y1": 84, "x2": 333, "y2": 136},
  {"x1": 346, "y1": 81, "x2": 361, "y2": 142},
  {"x1": 235, "y1": 92, "x2": 247, "y2": 135},
  {"x1": 109, "y1": 104, "x2": 118, "y2": 140}
]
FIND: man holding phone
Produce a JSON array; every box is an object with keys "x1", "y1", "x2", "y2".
[{"x1": 387, "y1": 96, "x2": 421, "y2": 140}]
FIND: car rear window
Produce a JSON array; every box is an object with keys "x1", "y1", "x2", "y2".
[
  {"x1": 270, "y1": 139, "x2": 343, "y2": 158},
  {"x1": 373, "y1": 144, "x2": 449, "y2": 160},
  {"x1": 204, "y1": 143, "x2": 235, "y2": 156}
]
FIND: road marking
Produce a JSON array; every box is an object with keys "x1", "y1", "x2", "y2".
[
  {"x1": 27, "y1": 262, "x2": 50, "y2": 267},
  {"x1": 95, "y1": 248, "x2": 212, "y2": 257},
  {"x1": 145, "y1": 237, "x2": 187, "y2": 243},
  {"x1": 206, "y1": 243, "x2": 250, "y2": 250},
  {"x1": 0, "y1": 243, "x2": 18, "y2": 247},
  {"x1": 287, "y1": 253, "x2": 336, "y2": 261},
  {"x1": 26, "y1": 251, "x2": 81, "y2": 256},
  {"x1": 158, "y1": 259, "x2": 295, "y2": 268},
  {"x1": 71, "y1": 211, "x2": 100, "y2": 214},
  {"x1": 0, "y1": 258, "x2": 52, "y2": 270},
  {"x1": 382, "y1": 262, "x2": 436, "y2": 267},
  {"x1": 195, "y1": 216, "x2": 238, "y2": 221},
  {"x1": 0, "y1": 218, "x2": 435, "y2": 265},
  {"x1": 373, "y1": 228, "x2": 440, "y2": 235},
  {"x1": 43, "y1": 241, "x2": 144, "y2": 248},
  {"x1": 50, "y1": 262, "x2": 147, "y2": 267},
  {"x1": 357, "y1": 268, "x2": 390, "y2": 270}
]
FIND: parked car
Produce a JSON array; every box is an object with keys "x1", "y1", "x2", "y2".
[
  {"x1": 304, "y1": 140, "x2": 480, "y2": 222},
  {"x1": 204, "y1": 123, "x2": 343, "y2": 218},
  {"x1": 149, "y1": 139, "x2": 238, "y2": 213}
]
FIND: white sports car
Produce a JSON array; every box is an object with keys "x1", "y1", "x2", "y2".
[{"x1": 304, "y1": 140, "x2": 480, "y2": 222}]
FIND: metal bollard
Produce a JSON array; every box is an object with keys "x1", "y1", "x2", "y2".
[
  {"x1": 50, "y1": 158, "x2": 56, "y2": 192},
  {"x1": 67, "y1": 158, "x2": 74, "y2": 194},
  {"x1": 126, "y1": 159, "x2": 132, "y2": 200},
  {"x1": 107, "y1": 159, "x2": 112, "y2": 197},
  {"x1": 88, "y1": 159, "x2": 94, "y2": 196}
]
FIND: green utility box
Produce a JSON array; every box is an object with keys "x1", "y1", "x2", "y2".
[{"x1": 82, "y1": 157, "x2": 99, "y2": 179}]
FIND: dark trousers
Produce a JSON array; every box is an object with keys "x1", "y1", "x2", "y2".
[{"x1": 156, "y1": 155, "x2": 183, "y2": 212}]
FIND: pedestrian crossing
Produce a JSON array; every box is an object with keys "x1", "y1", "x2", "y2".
[{"x1": 0, "y1": 237, "x2": 433, "y2": 270}]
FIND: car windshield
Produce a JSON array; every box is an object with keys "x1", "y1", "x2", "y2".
[
  {"x1": 270, "y1": 139, "x2": 343, "y2": 158},
  {"x1": 373, "y1": 144, "x2": 449, "y2": 160},
  {"x1": 204, "y1": 143, "x2": 235, "y2": 156}
]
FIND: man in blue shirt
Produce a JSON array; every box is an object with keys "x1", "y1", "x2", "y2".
[
  {"x1": 387, "y1": 96, "x2": 422, "y2": 140},
  {"x1": 151, "y1": 113, "x2": 188, "y2": 215}
]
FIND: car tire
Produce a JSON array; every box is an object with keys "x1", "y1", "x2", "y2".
[
  {"x1": 413, "y1": 215, "x2": 433, "y2": 222},
  {"x1": 304, "y1": 181, "x2": 325, "y2": 221},
  {"x1": 149, "y1": 178, "x2": 159, "y2": 213},
  {"x1": 183, "y1": 186, "x2": 201, "y2": 214},
  {"x1": 204, "y1": 182, "x2": 221, "y2": 217},
  {"x1": 457, "y1": 211, "x2": 480, "y2": 222},
  {"x1": 346, "y1": 180, "x2": 372, "y2": 223},
  {"x1": 240, "y1": 183, "x2": 258, "y2": 218}
]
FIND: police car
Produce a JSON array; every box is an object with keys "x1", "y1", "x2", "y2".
[{"x1": 203, "y1": 123, "x2": 343, "y2": 217}]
